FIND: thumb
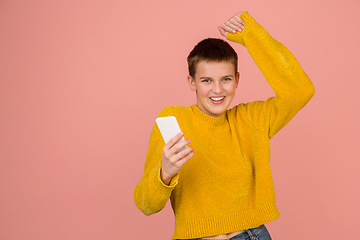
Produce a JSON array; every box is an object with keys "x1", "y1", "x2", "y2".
[{"x1": 218, "y1": 26, "x2": 227, "y2": 37}]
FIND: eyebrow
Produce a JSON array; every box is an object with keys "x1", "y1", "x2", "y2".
[{"x1": 199, "y1": 75, "x2": 234, "y2": 80}]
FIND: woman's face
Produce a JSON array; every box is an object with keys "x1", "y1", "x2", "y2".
[{"x1": 188, "y1": 60, "x2": 240, "y2": 118}]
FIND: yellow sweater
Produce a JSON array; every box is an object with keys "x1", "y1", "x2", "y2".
[{"x1": 134, "y1": 11, "x2": 315, "y2": 239}]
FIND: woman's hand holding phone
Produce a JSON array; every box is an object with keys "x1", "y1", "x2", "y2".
[{"x1": 160, "y1": 132, "x2": 195, "y2": 185}]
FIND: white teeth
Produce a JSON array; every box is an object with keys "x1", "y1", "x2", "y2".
[{"x1": 210, "y1": 97, "x2": 225, "y2": 101}]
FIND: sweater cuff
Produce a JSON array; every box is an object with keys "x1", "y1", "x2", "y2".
[
  {"x1": 226, "y1": 11, "x2": 260, "y2": 46},
  {"x1": 151, "y1": 162, "x2": 179, "y2": 196}
]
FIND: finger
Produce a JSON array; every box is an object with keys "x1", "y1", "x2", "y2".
[
  {"x1": 176, "y1": 150, "x2": 195, "y2": 167},
  {"x1": 223, "y1": 22, "x2": 238, "y2": 33},
  {"x1": 168, "y1": 145, "x2": 192, "y2": 163},
  {"x1": 234, "y1": 16, "x2": 245, "y2": 25},
  {"x1": 224, "y1": 20, "x2": 244, "y2": 33},
  {"x1": 231, "y1": 18, "x2": 245, "y2": 31},
  {"x1": 235, "y1": 11, "x2": 244, "y2": 17},
  {"x1": 233, "y1": 17, "x2": 245, "y2": 32},
  {"x1": 229, "y1": 18, "x2": 245, "y2": 32},
  {"x1": 174, "y1": 146, "x2": 193, "y2": 159},
  {"x1": 164, "y1": 132, "x2": 184, "y2": 150},
  {"x1": 229, "y1": 18, "x2": 242, "y2": 28},
  {"x1": 218, "y1": 26, "x2": 227, "y2": 37},
  {"x1": 171, "y1": 139, "x2": 191, "y2": 155}
]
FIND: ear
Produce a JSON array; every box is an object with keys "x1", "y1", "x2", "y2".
[
  {"x1": 187, "y1": 75, "x2": 197, "y2": 91},
  {"x1": 235, "y1": 72, "x2": 240, "y2": 88}
]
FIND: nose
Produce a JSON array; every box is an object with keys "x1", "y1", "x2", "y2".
[{"x1": 212, "y1": 81, "x2": 223, "y2": 94}]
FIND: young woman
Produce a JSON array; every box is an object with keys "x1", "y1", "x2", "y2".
[{"x1": 134, "y1": 10, "x2": 315, "y2": 240}]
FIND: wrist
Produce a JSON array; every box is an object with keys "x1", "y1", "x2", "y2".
[{"x1": 160, "y1": 168, "x2": 172, "y2": 186}]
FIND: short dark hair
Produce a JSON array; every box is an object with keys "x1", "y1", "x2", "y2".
[{"x1": 187, "y1": 38, "x2": 238, "y2": 78}]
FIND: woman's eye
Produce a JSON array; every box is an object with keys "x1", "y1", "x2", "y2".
[
  {"x1": 223, "y1": 78, "x2": 231, "y2": 81},
  {"x1": 202, "y1": 79, "x2": 210, "y2": 83}
]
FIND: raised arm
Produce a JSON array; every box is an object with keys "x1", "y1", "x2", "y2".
[{"x1": 219, "y1": 11, "x2": 315, "y2": 138}]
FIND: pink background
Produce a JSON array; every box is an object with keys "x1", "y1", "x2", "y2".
[{"x1": 0, "y1": 0, "x2": 359, "y2": 239}]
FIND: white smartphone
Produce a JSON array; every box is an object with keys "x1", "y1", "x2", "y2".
[{"x1": 156, "y1": 116, "x2": 187, "y2": 153}]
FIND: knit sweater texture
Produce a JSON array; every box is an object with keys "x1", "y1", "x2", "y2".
[{"x1": 134, "y1": 11, "x2": 315, "y2": 239}]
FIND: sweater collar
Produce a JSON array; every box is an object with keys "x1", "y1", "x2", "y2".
[{"x1": 190, "y1": 104, "x2": 227, "y2": 125}]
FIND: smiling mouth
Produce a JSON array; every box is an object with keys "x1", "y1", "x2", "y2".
[
  {"x1": 210, "y1": 96, "x2": 225, "y2": 101},
  {"x1": 209, "y1": 96, "x2": 226, "y2": 104}
]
